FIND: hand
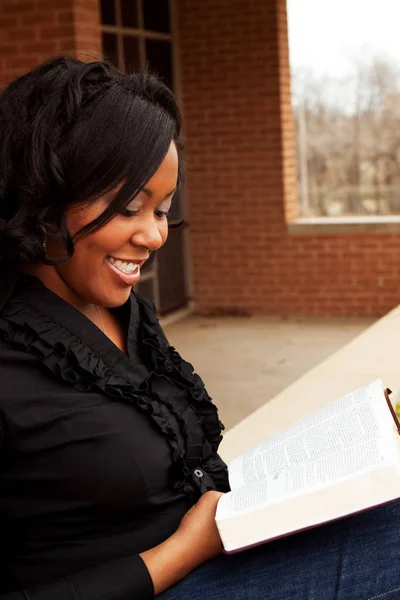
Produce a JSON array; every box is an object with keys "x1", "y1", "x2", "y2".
[
  {"x1": 174, "y1": 490, "x2": 225, "y2": 566},
  {"x1": 140, "y1": 490, "x2": 225, "y2": 595}
]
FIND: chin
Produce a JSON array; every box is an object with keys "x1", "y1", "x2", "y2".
[
  {"x1": 106, "y1": 292, "x2": 132, "y2": 308},
  {"x1": 96, "y1": 287, "x2": 132, "y2": 309}
]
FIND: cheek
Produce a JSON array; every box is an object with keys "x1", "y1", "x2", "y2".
[
  {"x1": 77, "y1": 221, "x2": 132, "y2": 257},
  {"x1": 93, "y1": 222, "x2": 131, "y2": 250}
]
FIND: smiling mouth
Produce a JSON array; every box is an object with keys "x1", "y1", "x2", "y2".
[{"x1": 107, "y1": 256, "x2": 141, "y2": 275}]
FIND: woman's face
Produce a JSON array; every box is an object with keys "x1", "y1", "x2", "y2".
[{"x1": 49, "y1": 141, "x2": 179, "y2": 308}]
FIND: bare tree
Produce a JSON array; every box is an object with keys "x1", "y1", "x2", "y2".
[{"x1": 292, "y1": 55, "x2": 400, "y2": 217}]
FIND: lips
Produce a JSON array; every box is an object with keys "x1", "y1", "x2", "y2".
[{"x1": 106, "y1": 256, "x2": 141, "y2": 286}]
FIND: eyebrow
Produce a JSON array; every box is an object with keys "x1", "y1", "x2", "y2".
[{"x1": 142, "y1": 187, "x2": 177, "y2": 199}]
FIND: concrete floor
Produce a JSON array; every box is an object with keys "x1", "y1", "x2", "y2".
[{"x1": 164, "y1": 315, "x2": 375, "y2": 431}]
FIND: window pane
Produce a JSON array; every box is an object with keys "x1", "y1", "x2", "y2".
[
  {"x1": 288, "y1": 0, "x2": 400, "y2": 216},
  {"x1": 145, "y1": 39, "x2": 173, "y2": 89},
  {"x1": 102, "y1": 32, "x2": 119, "y2": 67},
  {"x1": 143, "y1": 0, "x2": 170, "y2": 33},
  {"x1": 120, "y1": 0, "x2": 138, "y2": 28},
  {"x1": 123, "y1": 35, "x2": 140, "y2": 73},
  {"x1": 100, "y1": 0, "x2": 116, "y2": 25}
]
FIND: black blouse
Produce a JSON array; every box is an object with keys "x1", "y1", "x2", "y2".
[{"x1": 0, "y1": 266, "x2": 229, "y2": 600}]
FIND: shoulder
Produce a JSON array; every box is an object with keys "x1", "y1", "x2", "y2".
[
  {"x1": 0, "y1": 338, "x2": 47, "y2": 441},
  {"x1": 0, "y1": 337, "x2": 39, "y2": 370},
  {"x1": 0, "y1": 337, "x2": 47, "y2": 402}
]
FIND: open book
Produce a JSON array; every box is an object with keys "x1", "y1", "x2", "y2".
[{"x1": 216, "y1": 380, "x2": 400, "y2": 553}]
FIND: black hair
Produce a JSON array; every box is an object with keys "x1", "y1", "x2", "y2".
[{"x1": 0, "y1": 56, "x2": 183, "y2": 265}]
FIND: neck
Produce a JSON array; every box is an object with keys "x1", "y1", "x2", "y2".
[
  {"x1": 21, "y1": 263, "x2": 127, "y2": 352},
  {"x1": 20, "y1": 263, "x2": 103, "y2": 323}
]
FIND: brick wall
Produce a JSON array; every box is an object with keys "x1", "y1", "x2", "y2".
[
  {"x1": 0, "y1": 0, "x2": 101, "y2": 90},
  {"x1": 177, "y1": 0, "x2": 400, "y2": 316}
]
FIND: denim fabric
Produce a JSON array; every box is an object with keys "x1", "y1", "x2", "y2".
[{"x1": 159, "y1": 501, "x2": 400, "y2": 600}]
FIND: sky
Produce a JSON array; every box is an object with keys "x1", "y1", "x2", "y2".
[{"x1": 287, "y1": 0, "x2": 400, "y2": 78}]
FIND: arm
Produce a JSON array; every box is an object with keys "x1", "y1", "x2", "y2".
[
  {"x1": 1, "y1": 492, "x2": 224, "y2": 600},
  {"x1": 141, "y1": 491, "x2": 224, "y2": 595},
  {"x1": 0, "y1": 419, "x2": 150, "y2": 600},
  {"x1": 0, "y1": 555, "x2": 153, "y2": 600}
]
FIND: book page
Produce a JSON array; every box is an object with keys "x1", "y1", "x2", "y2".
[
  {"x1": 216, "y1": 463, "x2": 400, "y2": 552},
  {"x1": 218, "y1": 437, "x2": 387, "y2": 519},
  {"x1": 228, "y1": 380, "x2": 392, "y2": 491}
]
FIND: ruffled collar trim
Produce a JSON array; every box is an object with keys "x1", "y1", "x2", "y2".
[{"x1": 0, "y1": 268, "x2": 228, "y2": 497}]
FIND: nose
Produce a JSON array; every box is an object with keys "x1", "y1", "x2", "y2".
[{"x1": 129, "y1": 213, "x2": 164, "y2": 252}]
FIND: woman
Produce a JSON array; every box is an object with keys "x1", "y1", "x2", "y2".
[{"x1": 0, "y1": 57, "x2": 399, "y2": 600}]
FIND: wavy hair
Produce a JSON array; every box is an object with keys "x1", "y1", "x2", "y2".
[{"x1": 0, "y1": 56, "x2": 183, "y2": 265}]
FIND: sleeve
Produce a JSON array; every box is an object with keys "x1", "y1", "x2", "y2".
[
  {"x1": 0, "y1": 423, "x2": 154, "y2": 600},
  {"x1": 0, "y1": 555, "x2": 154, "y2": 600},
  {"x1": 200, "y1": 451, "x2": 231, "y2": 493}
]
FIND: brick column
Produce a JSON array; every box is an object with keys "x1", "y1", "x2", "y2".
[
  {"x1": 0, "y1": 0, "x2": 102, "y2": 89},
  {"x1": 177, "y1": 0, "x2": 298, "y2": 314}
]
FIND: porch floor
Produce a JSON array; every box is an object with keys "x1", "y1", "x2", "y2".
[{"x1": 164, "y1": 314, "x2": 375, "y2": 431}]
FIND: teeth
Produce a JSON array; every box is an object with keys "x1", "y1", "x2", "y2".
[{"x1": 108, "y1": 256, "x2": 138, "y2": 275}]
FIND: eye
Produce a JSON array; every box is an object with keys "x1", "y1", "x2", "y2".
[
  {"x1": 155, "y1": 209, "x2": 170, "y2": 219},
  {"x1": 155, "y1": 199, "x2": 172, "y2": 219},
  {"x1": 120, "y1": 198, "x2": 142, "y2": 217}
]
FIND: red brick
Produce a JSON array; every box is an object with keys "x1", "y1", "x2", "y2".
[
  {"x1": 20, "y1": 11, "x2": 56, "y2": 26},
  {"x1": 36, "y1": 0, "x2": 72, "y2": 9},
  {"x1": 1, "y1": 27, "x2": 40, "y2": 43},
  {"x1": 0, "y1": 43, "x2": 18, "y2": 56},
  {"x1": 56, "y1": 9, "x2": 75, "y2": 25},
  {"x1": 0, "y1": 0, "x2": 101, "y2": 90},
  {"x1": 6, "y1": 55, "x2": 40, "y2": 71},
  {"x1": 0, "y1": 16, "x2": 19, "y2": 28},
  {"x1": 38, "y1": 25, "x2": 73, "y2": 39},
  {"x1": 2, "y1": 2, "x2": 36, "y2": 15},
  {"x1": 73, "y1": 8, "x2": 100, "y2": 25},
  {"x1": 20, "y1": 41, "x2": 58, "y2": 54}
]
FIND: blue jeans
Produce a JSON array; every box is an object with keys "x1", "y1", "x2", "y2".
[{"x1": 159, "y1": 501, "x2": 400, "y2": 599}]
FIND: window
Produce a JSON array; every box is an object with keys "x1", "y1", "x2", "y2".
[
  {"x1": 101, "y1": 0, "x2": 172, "y2": 80},
  {"x1": 288, "y1": 0, "x2": 400, "y2": 217}
]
